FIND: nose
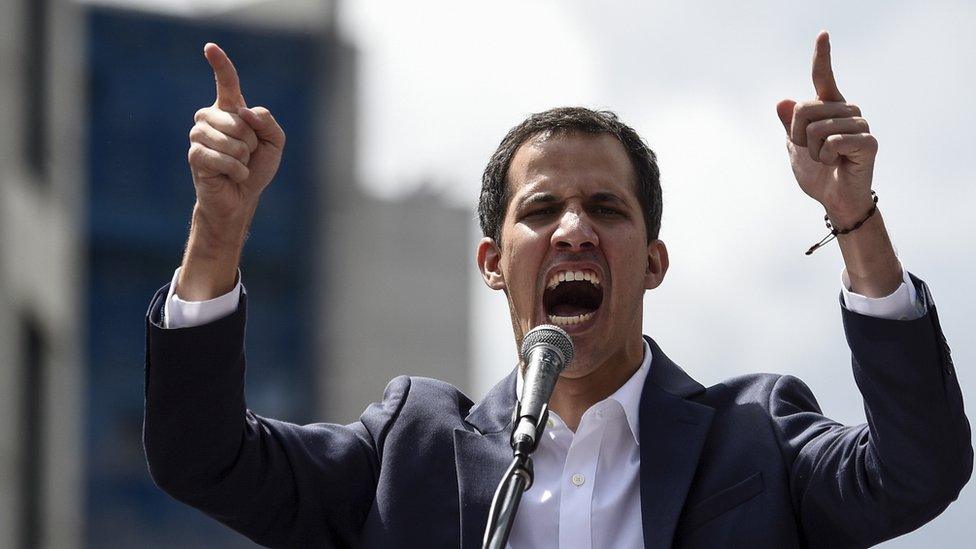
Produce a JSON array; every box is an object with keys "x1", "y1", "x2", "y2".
[{"x1": 552, "y1": 207, "x2": 598, "y2": 251}]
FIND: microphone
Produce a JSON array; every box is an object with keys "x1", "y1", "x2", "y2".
[
  {"x1": 483, "y1": 326, "x2": 573, "y2": 547},
  {"x1": 511, "y1": 325, "x2": 574, "y2": 454}
]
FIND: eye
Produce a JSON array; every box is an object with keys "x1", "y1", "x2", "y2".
[
  {"x1": 525, "y1": 207, "x2": 558, "y2": 218},
  {"x1": 593, "y1": 206, "x2": 622, "y2": 217}
]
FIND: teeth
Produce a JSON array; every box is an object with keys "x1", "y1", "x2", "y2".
[
  {"x1": 546, "y1": 270, "x2": 602, "y2": 289},
  {"x1": 547, "y1": 312, "x2": 595, "y2": 326}
]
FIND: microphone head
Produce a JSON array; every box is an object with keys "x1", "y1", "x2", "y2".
[{"x1": 520, "y1": 324, "x2": 574, "y2": 368}]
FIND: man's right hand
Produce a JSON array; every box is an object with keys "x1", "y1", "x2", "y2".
[
  {"x1": 189, "y1": 43, "x2": 285, "y2": 222},
  {"x1": 177, "y1": 43, "x2": 285, "y2": 301}
]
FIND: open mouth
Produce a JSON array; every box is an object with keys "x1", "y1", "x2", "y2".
[{"x1": 543, "y1": 270, "x2": 604, "y2": 328}]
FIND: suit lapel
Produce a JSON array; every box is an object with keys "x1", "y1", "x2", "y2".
[
  {"x1": 639, "y1": 336, "x2": 715, "y2": 548},
  {"x1": 455, "y1": 370, "x2": 518, "y2": 549},
  {"x1": 454, "y1": 339, "x2": 714, "y2": 549}
]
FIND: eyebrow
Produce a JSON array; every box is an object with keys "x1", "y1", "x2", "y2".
[
  {"x1": 515, "y1": 191, "x2": 630, "y2": 211},
  {"x1": 515, "y1": 192, "x2": 559, "y2": 211},
  {"x1": 590, "y1": 192, "x2": 627, "y2": 206}
]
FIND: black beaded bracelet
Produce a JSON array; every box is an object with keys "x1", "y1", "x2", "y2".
[{"x1": 805, "y1": 191, "x2": 878, "y2": 256}]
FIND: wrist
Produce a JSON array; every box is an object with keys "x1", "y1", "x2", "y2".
[
  {"x1": 806, "y1": 191, "x2": 879, "y2": 256},
  {"x1": 835, "y1": 211, "x2": 902, "y2": 298},
  {"x1": 823, "y1": 192, "x2": 876, "y2": 229},
  {"x1": 177, "y1": 205, "x2": 249, "y2": 301},
  {"x1": 178, "y1": 247, "x2": 240, "y2": 301},
  {"x1": 188, "y1": 202, "x2": 252, "y2": 257}
]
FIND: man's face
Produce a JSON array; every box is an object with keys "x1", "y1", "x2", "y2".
[{"x1": 477, "y1": 132, "x2": 668, "y2": 376}]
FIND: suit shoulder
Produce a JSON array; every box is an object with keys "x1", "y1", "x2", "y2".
[
  {"x1": 361, "y1": 376, "x2": 474, "y2": 454},
  {"x1": 397, "y1": 376, "x2": 474, "y2": 424},
  {"x1": 367, "y1": 376, "x2": 473, "y2": 420},
  {"x1": 700, "y1": 372, "x2": 813, "y2": 410}
]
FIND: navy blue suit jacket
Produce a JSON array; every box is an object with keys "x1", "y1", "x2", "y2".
[{"x1": 143, "y1": 275, "x2": 972, "y2": 548}]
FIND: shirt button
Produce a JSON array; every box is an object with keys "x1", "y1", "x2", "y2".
[
  {"x1": 547, "y1": 418, "x2": 555, "y2": 428},
  {"x1": 571, "y1": 473, "x2": 585, "y2": 487}
]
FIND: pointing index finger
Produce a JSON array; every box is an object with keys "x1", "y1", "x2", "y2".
[
  {"x1": 204, "y1": 43, "x2": 246, "y2": 111},
  {"x1": 812, "y1": 31, "x2": 845, "y2": 103}
]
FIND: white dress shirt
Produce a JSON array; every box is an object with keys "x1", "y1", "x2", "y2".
[
  {"x1": 508, "y1": 341, "x2": 650, "y2": 548},
  {"x1": 161, "y1": 264, "x2": 925, "y2": 548}
]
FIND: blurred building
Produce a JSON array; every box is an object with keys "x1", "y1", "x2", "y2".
[
  {"x1": 0, "y1": 0, "x2": 470, "y2": 547},
  {"x1": 0, "y1": 0, "x2": 87, "y2": 548},
  {"x1": 319, "y1": 185, "x2": 472, "y2": 423}
]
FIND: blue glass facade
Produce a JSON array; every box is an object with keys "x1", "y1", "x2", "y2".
[{"x1": 86, "y1": 9, "x2": 322, "y2": 546}]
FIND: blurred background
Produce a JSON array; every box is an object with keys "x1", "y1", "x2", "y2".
[{"x1": 0, "y1": 0, "x2": 972, "y2": 547}]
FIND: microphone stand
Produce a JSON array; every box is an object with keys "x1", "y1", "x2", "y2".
[{"x1": 481, "y1": 405, "x2": 549, "y2": 549}]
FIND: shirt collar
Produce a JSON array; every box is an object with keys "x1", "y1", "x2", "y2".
[
  {"x1": 606, "y1": 339, "x2": 651, "y2": 446},
  {"x1": 515, "y1": 339, "x2": 653, "y2": 446}
]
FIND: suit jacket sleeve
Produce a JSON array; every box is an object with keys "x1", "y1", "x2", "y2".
[
  {"x1": 770, "y1": 274, "x2": 972, "y2": 548},
  {"x1": 142, "y1": 283, "x2": 409, "y2": 548}
]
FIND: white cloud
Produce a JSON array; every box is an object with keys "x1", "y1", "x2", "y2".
[{"x1": 340, "y1": 0, "x2": 600, "y2": 203}]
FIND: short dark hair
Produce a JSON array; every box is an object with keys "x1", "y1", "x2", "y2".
[{"x1": 478, "y1": 106, "x2": 662, "y2": 245}]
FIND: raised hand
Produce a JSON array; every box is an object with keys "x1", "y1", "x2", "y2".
[
  {"x1": 178, "y1": 44, "x2": 286, "y2": 301},
  {"x1": 776, "y1": 32, "x2": 876, "y2": 228},
  {"x1": 188, "y1": 43, "x2": 285, "y2": 222}
]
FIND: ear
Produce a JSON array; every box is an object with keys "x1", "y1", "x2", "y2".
[
  {"x1": 477, "y1": 237, "x2": 506, "y2": 290},
  {"x1": 643, "y1": 239, "x2": 669, "y2": 290}
]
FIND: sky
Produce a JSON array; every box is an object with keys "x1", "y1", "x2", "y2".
[{"x1": 79, "y1": 0, "x2": 976, "y2": 545}]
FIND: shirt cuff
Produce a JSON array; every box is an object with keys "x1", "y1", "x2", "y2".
[
  {"x1": 840, "y1": 264, "x2": 925, "y2": 321},
  {"x1": 162, "y1": 267, "x2": 242, "y2": 329}
]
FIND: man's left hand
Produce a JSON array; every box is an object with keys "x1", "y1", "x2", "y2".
[{"x1": 776, "y1": 31, "x2": 877, "y2": 229}]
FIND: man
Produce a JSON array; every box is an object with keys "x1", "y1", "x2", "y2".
[{"x1": 144, "y1": 32, "x2": 971, "y2": 547}]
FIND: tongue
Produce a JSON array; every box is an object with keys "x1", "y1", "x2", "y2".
[{"x1": 550, "y1": 303, "x2": 594, "y2": 316}]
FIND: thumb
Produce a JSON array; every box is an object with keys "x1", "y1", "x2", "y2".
[
  {"x1": 775, "y1": 99, "x2": 796, "y2": 134},
  {"x1": 239, "y1": 107, "x2": 285, "y2": 150}
]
